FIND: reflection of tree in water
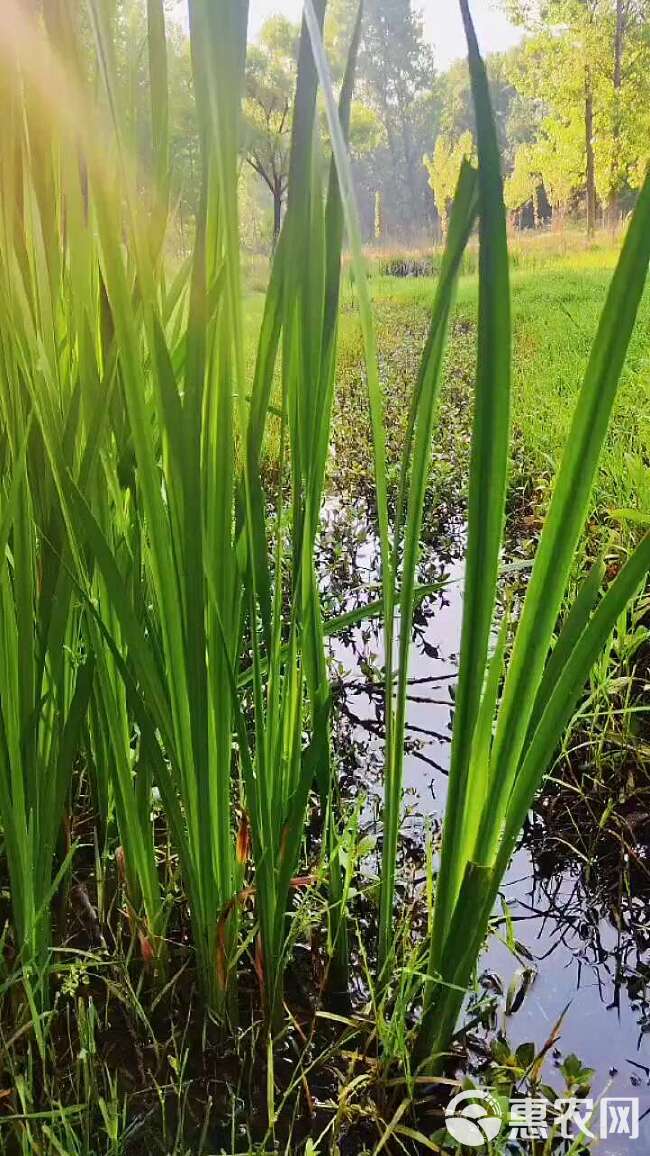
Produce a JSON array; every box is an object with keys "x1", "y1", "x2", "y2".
[
  {"x1": 514, "y1": 813, "x2": 650, "y2": 1052},
  {"x1": 333, "y1": 670, "x2": 455, "y2": 776},
  {"x1": 318, "y1": 497, "x2": 462, "y2": 779},
  {"x1": 318, "y1": 494, "x2": 650, "y2": 1074}
]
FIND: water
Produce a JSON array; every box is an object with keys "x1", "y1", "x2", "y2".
[{"x1": 320, "y1": 499, "x2": 650, "y2": 1150}]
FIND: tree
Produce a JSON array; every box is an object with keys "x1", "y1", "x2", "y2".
[
  {"x1": 599, "y1": 0, "x2": 650, "y2": 216},
  {"x1": 505, "y1": 1, "x2": 603, "y2": 234},
  {"x1": 426, "y1": 47, "x2": 539, "y2": 234},
  {"x1": 506, "y1": 32, "x2": 586, "y2": 221},
  {"x1": 505, "y1": 143, "x2": 542, "y2": 223},
  {"x1": 243, "y1": 17, "x2": 298, "y2": 244},
  {"x1": 351, "y1": 0, "x2": 438, "y2": 236},
  {"x1": 505, "y1": 0, "x2": 650, "y2": 231},
  {"x1": 535, "y1": 116, "x2": 585, "y2": 219},
  {"x1": 423, "y1": 131, "x2": 474, "y2": 236},
  {"x1": 437, "y1": 51, "x2": 539, "y2": 171},
  {"x1": 242, "y1": 10, "x2": 381, "y2": 248}
]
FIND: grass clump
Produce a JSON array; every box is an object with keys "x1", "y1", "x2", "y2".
[{"x1": 0, "y1": 0, "x2": 647, "y2": 1150}]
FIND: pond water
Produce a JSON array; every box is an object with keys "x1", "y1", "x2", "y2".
[{"x1": 320, "y1": 499, "x2": 650, "y2": 1152}]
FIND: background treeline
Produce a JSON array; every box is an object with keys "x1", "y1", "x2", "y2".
[
  {"x1": 246, "y1": 0, "x2": 650, "y2": 244},
  {"x1": 32, "y1": 0, "x2": 650, "y2": 246}
]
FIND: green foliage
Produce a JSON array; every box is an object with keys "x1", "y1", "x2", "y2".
[
  {"x1": 506, "y1": 0, "x2": 650, "y2": 217},
  {"x1": 311, "y1": 0, "x2": 650, "y2": 1072},
  {"x1": 423, "y1": 130, "x2": 476, "y2": 235},
  {"x1": 0, "y1": 2, "x2": 648, "y2": 1127}
]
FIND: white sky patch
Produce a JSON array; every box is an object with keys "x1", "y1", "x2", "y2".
[{"x1": 168, "y1": 1, "x2": 523, "y2": 69}]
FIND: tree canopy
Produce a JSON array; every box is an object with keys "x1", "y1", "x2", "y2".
[
  {"x1": 504, "y1": 1, "x2": 650, "y2": 228},
  {"x1": 84, "y1": 0, "x2": 650, "y2": 247}
]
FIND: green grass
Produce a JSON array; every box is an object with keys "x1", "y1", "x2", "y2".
[
  {"x1": 0, "y1": 0, "x2": 648, "y2": 1150},
  {"x1": 367, "y1": 225, "x2": 624, "y2": 280},
  {"x1": 311, "y1": 0, "x2": 650, "y2": 1073},
  {"x1": 349, "y1": 253, "x2": 650, "y2": 529},
  {"x1": 249, "y1": 236, "x2": 649, "y2": 533}
]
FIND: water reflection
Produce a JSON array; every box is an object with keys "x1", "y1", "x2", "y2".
[{"x1": 318, "y1": 497, "x2": 650, "y2": 1147}]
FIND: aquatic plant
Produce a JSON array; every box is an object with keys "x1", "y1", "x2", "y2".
[
  {"x1": 0, "y1": 0, "x2": 366, "y2": 1023},
  {"x1": 305, "y1": 0, "x2": 650, "y2": 1066},
  {"x1": 0, "y1": 0, "x2": 647, "y2": 1085}
]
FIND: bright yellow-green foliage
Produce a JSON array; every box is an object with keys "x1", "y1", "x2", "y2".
[
  {"x1": 423, "y1": 130, "x2": 475, "y2": 235},
  {"x1": 506, "y1": 0, "x2": 650, "y2": 209},
  {"x1": 504, "y1": 143, "x2": 541, "y2": 218}
]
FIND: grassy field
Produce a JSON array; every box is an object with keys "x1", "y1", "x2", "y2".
[
  {"x1": 247, "y1": 234, "x2": 650, "y2": 540},
  {"x1": 345, "y1": 239, "x2": 650, "y2": 532}
]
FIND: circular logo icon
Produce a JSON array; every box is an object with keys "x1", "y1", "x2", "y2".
[{"x1": 444, "y1": 1089, "x2": 504, "y2": 1147}]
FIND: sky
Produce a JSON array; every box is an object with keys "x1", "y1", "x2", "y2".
[
  {"x1": 170, "y1": 2, "x2": 523, "y2": 70},
  {"x1": 248, "y1": 1, "x2": 522, "y2": 68}
]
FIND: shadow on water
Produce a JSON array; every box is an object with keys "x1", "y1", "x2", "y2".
[{"x1": 318, "y1": 497, "x2": 650, "y2": 1150}]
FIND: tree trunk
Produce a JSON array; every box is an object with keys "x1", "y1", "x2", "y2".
[
  {"x1": 396, "y1": 87, "x2": 421, "y2": 234},
  {"x1": 374, "y1": 190, "x2": 383, "y2": 240},
  {"x1": 440, "y1": 204, "x2": 449, "y2": 241},
  {"x1": 273, "y1": 185, "x2": 282, "y2": 247},
  {"x1": 532, "y1": 185, "x2": 541, "y2": 229},
  {"x1": 585, "y1": 65, "x2": 596, "y2": 238},
  {"x1": 608, "y1": 0, "x2": 626, "y2": 226}
]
